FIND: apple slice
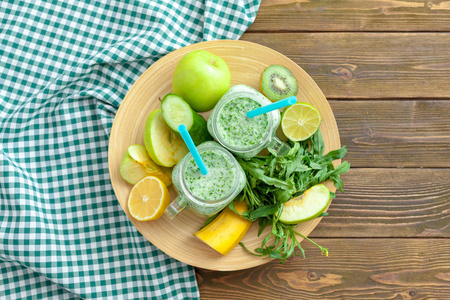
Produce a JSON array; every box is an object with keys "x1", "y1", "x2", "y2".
[
  {"x1": 279, "y1": 184, "x2": 331, "y2": 224},
  {"x1": 120, "y1": 144, "x2": 172, "y2": 186},
  {"x1": 143, "y1": 109, "x2": 189, "y2": 167}
]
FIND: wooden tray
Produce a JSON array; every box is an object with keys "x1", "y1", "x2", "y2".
[{"x1": 108, "y1": 40, "x2": 341, "y2": 271}]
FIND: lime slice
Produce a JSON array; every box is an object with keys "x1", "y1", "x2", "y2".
[
  {"x1": 281, "y1": 103, "x2": 321, "y2": 141},
  {"x1": 279, "y1": 184, "x2": 330, "y2": 224}
]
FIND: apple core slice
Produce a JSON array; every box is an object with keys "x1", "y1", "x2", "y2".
[{"x1": 119, "y1": 144, "x2": 172, "y2": 186}]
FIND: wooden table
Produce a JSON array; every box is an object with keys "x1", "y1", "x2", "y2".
[{"x1": 195, "y1": 1, "x2": 450, "y2": 298}]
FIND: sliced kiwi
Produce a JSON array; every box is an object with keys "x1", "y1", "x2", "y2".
[{"x1": 260, "y1": 65, "x2": 299, "y2": 101}]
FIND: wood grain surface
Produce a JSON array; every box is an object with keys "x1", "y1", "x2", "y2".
[
  {"x1": 310, "y1": 168, "x2": 450, "y2": 238},
  {"x1": 250, "y1": 0, "x2": 450, "y2": 32},
  {"x1": 241, "y1": 33, "x2": 450, "y2": 99},
  {"x1": 330, "y1": 100, "x2": 450, "y2": 168},
  {"x1": 197, "y1": 238, "x2": 450, "y2": 299}
]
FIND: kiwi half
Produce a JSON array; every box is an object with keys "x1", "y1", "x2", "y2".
[{"x1": 260, "y1": 65, "x2": 299, "y2": 101}]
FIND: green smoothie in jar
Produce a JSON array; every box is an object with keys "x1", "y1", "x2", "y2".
[
  {"x1": 165, "y1": 141, "x2": 246, "y2": 218},
  {"x1": 208, "y1": 85, "x2": 290, "y2": 159}
]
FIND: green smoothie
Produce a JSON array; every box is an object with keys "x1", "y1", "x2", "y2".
[
  {"x1": 184, "y1": 150, "x2": 235, "y2": 202},
  {"x1": 166, "y1": 142, "x2": 246, "y2": 218},
  {"x1": 216, "y1": 97, "x2": 269, "y2": 148}
]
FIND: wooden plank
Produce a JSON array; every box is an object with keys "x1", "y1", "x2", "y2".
[
  {"x1": 240, "y1": 33, "x2": 450, "y2": 99},
  {"x1": 330, "y1": 100, "x2": 450, "y2": 168},
  {"x1": 311, "y1": 168, "x2": 450, "y2": 238},
  {"x1": 249, "y1": 0, "x2": 450, "y2": 32},
  {"x1": 196, "y1": 238, "x2": 450, "y2": 299}
]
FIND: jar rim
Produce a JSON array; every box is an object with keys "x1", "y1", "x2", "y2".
[{"x1": 211, "y1": 91, "x2": 274, "y2": 153}]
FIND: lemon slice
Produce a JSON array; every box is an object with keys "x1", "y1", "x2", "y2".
[
  {"x1": 128, "y1": 176, "x2": 170, "y2": 221},
  {"x1": 281, "y1": 103, "x2": 321, "y2": 141},
  {"x1": 279, "y1": 184, "x2": 330, "y2": 224}
]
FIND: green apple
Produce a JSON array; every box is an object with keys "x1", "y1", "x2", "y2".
[
  {"x1": 173, "y1": 50, "x2": 231, "y2": 112},
  {"x1": 120, "y1": 144, "x2": 172, "y2": 186},
  {"x1": 143, "y1": 109, "x2": 189, "y2": 167},
  {"x1": 279, "y1": 184, "x2": 331, "y2": 224}
]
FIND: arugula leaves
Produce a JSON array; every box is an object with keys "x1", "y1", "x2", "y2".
[{"x1": 232, "y1": 129, "x2": 350, "y2": 262}]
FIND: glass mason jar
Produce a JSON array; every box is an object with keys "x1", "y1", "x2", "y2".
[
  {"x1": 165, "y1": 141, "x2": 246, "y2": 218},
  {"x1": 207, "y1": 84, "x2": 290, "y2": 159}
]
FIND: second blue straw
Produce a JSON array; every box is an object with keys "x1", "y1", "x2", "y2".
[{"x1": 246, "y1": 96, "x2": 297, "y2": 118}]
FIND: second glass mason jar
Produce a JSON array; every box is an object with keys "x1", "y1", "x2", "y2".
[
  {"x1": 165, "y1": 141, "x2": 246, "y2": 218},
  {"x1": 207, "y1": 84, "x2": 291, "y2": 159}
]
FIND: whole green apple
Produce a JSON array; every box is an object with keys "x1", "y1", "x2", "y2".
[{"x1": 173, "y1": 50, "x2": 231, "y2": 112}]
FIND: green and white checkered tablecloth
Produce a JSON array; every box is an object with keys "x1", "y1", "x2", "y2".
[{"x1": 0, "y1": 1, "x2": 260, "y2": 298}]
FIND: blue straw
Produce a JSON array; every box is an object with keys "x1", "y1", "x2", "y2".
[
  {"x1": 178, "y1": 124, "x2": 208, "y2": 175},
  {"x1": 246, "y1": 96, "x2": 297, "y2": 118}
]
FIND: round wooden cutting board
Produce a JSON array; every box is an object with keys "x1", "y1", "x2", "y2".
[{"x1": 108, "y1": 40, "x2": 341, "y2": 271}]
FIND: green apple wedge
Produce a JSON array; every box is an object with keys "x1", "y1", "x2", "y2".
[
  {"x1": 278, "y1": 184, "x2": 331, "y2": 224},
  {"x1": 173, "y1": 50, "x2": 231, "y2": 112},
  {"x1": 120, "y1": 144, "x2": 172, "y2": 186},
  {"x1": 143, "y1": 109, "x2": 189, "y2": 168}
]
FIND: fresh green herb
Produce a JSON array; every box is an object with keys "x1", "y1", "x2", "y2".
[
  {"x1": 231, "y1": 129, "x2": 350, "y2": 262},
  {"x1": 238, "y1": 222, "x2": 329, "y2": 263},
  {"x1": 317, "y1": 212, "x2": 329, "y2": 218}
]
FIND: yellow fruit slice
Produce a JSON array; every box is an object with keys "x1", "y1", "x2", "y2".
[
  {"x1": 194, "y1": 200, "x2": 252, "y2": 255},
  {"x1": 128, "y1": 176, "x2": 170, "y2": 221},
  {"x1": 281, "y1": 103, "x2": 321, "y2": 141}
]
